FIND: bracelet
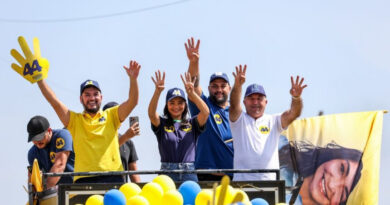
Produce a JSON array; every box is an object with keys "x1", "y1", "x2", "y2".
[{"x1": 292, "y1": 96, "x2": 301, "y2": 100}]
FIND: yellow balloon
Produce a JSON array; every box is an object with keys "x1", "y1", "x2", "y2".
[
  {"x1": 195, "y1": 189, "x2": 213, "y2": 205},
  {"x1": 140, "y1": 182, "x2": 164, "y2": 205},
  {"x1": 120, "y1": 183, "x2": 142, "y2": 200},
  {"x1": 215, "y1": 185, "x2": 235, "y2": 205},
  {"x1": 162, "y1": 190, "x2": 183, "y2": 205},
  {"x1": 85, "y1": 194, "x2": 103, "y2": 205},
  {"x1": 127, "y1": 195, "x2": 150, "y2": 205},
  {"x1": 152, "y1": 175, "x2": 176, "y2": 193},
  {"x1": 275, "y1": 203, "x2": 287, "y2": 205}
]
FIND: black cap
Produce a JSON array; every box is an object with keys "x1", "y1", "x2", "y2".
[
  {"x1": 27, "y1": 116, "x2": 50, "y2": 142},
  {"x1": 103, "y1": 101, "x2": 119, "y2": 111}
]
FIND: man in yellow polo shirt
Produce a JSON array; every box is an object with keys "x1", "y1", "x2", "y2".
[{"x1": 36, "y1": 60, "x2": 141, "y2": 183}]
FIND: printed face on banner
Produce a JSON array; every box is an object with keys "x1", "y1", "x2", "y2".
[{"x1": 278, "y1": 111, "x2": 383, "y2": 204}]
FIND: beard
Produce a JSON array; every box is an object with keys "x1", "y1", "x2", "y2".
[
  {"x1": 82, "y1": 101, "x2": 100, "y2": 114},
  {"x1": 210, "y1": 92, "x2": 228, "y2": 106}
]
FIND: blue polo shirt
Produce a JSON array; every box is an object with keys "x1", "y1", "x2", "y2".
[
  {"x1": 28, "y1": 129, "x2": 75, "y2": 183},
  {"x1": 152, "y1": 116, "x2": 204, "y2": 163},
  {"x1": 188, "y1": 93, "x2": 234, "y2": 169}
]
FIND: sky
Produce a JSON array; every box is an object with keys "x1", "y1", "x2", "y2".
[{"x1": 0, "y1": 0, "x2": 389, "y2": 204}]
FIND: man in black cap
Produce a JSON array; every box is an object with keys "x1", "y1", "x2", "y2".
[{"x1": 27, "y1": 115, "x2": 75, "y2": 189}]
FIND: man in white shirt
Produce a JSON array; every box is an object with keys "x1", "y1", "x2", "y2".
[{"x1": 229, "y1": 65, "x2": 307, "y2": 181}]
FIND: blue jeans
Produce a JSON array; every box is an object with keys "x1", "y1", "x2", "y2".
[{"x1": 161, "y1": 162, "x2": 198, "y2": 182}]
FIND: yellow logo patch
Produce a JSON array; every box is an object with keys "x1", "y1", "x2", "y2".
[
  {"x1": 56, "y1": 138, "x2": 65, "y2": 149},
  {"x1": 214, "y1": 114, "x2": 222, "y2": 124},
  {"x1": 50, "y1": 152, "x2": 56, "y2": 163},
  {"x1": 172, "y1": 89, "x2": 182, "y2": 96},
  {"x1": 164, "y1": 126, "x2": 175, "y2": 133},
  {"x1": 181, "y1": 124, "x2": 192, "y2": 132},
  {"x1": 85, "y1": 80, "x2": 93, "y2": 86},
  {"x1": 259, "y1": 126, "x2": 270, "y2": 134}
]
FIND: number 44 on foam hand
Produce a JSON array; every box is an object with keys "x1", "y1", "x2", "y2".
[{"x1": 10, "y1": 36, "x2": 49, "y2": 84}]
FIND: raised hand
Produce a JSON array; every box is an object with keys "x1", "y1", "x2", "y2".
[
  {"x1": 184, "y1": 37, "x2": 200, "y2": 63},
  {"x1": 123, "y1": 60, "x2": 141, "y2": 79},
  {"x1": 180, "y1": 72, "x2": 196, "y2": 96},
  {"x1": 290, "y1": 76, "x2": 307, "y2": 98},
  {"x1": 151, "y1": 70, "x2": 165, "y2": 92},
  {"x1": 10, "y1": 36, "x2": 50, "y2": 83},
  {"x1": 232, "y1": 64, "x2": 247, "y2": 86}
]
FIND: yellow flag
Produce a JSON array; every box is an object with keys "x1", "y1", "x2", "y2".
[
  {"x1": 286, "y1": 111, "x2": 384, "y2": 205},
  {"x1": 31, "y1": 159, "x2": 43, "y2": 192}
]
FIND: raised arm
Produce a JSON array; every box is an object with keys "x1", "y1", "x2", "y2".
[
  {"x1": 118, "y1": 122, "x2": 140, "y2": 146},
  {"x1": 46, "y1": 151, "x2": 70, "y2": 189},
  {"x1": 181, "y1": 72, "x2": 209, "y2": 126},
  {"x1": 38, "y1": 80, "x2": 70, "y2": 127},
  {"x1": 281, "y1": 76, "x2": 307, "y2": 129},
  {"x1": 185, "y1": 37, "x2": 202, "y2": 96},
  {"x1": 10, "y1": 36, "x2": 70, "y2": 127},
  {"x1": 118, "y1": 60, "x2": 141, "y2": 122},
  {"x1": 148, "y1": 70, "x2": 165, "y2": 127},
  {"x1": 229, "y1": 65, "x2": 247, "y2": 122}
]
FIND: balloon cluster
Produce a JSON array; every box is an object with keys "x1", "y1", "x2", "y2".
[{"x1": 85, "y1": 175, "x2": 276, "y2": 205}]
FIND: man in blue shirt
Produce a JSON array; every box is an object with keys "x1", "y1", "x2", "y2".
[
  {"x1": 27, "y1": 115, "x2": 75, "y2": 189},
  {"x1": 185, "y1": 37, "x2": 234, "y2": 180}
]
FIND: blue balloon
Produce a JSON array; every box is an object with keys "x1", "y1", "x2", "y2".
[
  {"x1": 178, "y1": 180, "x2": 201, "y2": 205},
  {"x1": 103, "y1": 189, "x2": 126, "y2": 205},
  {"x1": 251, "y1": 198, "x2": 269, "y2": 205}
]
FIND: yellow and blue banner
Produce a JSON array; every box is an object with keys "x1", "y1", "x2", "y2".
[{"x1": 280, "y1": 111, "x2": 384, "y2": 205}]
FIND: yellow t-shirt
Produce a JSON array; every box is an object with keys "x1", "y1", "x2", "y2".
[{"x1": 67, "y1": 105, "x2": 123, "y2": 181}]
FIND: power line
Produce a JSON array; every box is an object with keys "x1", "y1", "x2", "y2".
[{"x1": 0, "y1": 0, "x2": 190, "y2": 23}]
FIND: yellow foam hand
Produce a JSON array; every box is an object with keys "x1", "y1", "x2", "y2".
[{"x1": 10, "y1": 36, "x2": 49, "y2": 83}]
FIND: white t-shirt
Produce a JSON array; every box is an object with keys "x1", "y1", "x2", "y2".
[{"x1": 230, "y1": 112, "x2": 284, "y2": 181}]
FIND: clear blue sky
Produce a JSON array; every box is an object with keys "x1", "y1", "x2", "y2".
[{"x1": 0, "y1": 0, "x2": 389, "y2": 204}]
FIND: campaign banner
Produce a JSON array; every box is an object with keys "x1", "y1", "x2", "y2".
[{"x1": 279, "y1": 111, "x2": 384, "y2": 205}]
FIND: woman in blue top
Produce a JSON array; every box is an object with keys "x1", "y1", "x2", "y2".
[{"x1": 148, "y1": 70, "x2": 209, "y2": 181}]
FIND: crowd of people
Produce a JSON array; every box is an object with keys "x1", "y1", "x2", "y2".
[{"x1": 23, "y1": 37, "x2": 307, "y2": 190}]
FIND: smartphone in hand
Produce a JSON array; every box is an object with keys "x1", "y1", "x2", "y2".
[{"x1": 129, "y1": 116, "x2": 139, "y2": 127}]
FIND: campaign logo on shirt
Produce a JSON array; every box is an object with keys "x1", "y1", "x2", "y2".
[
  {"x1": 259, "y1": 126, "x2": 270, "y2": 134},
  {"x1": 214, "y1": 114, "x2": 222, "y2": 124},
  {"x1": 56, "y1": 138, "x2": 65, "y2": 149},
  {"x1": 164, "y1": 126, "x2": 175, "y2": 133},
  {"x1": 50, "y1": 151, "x2": 56, "y2": 163},
  {"x1": 181, "y1": 124, "x2": 192, "y2": 132}
]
